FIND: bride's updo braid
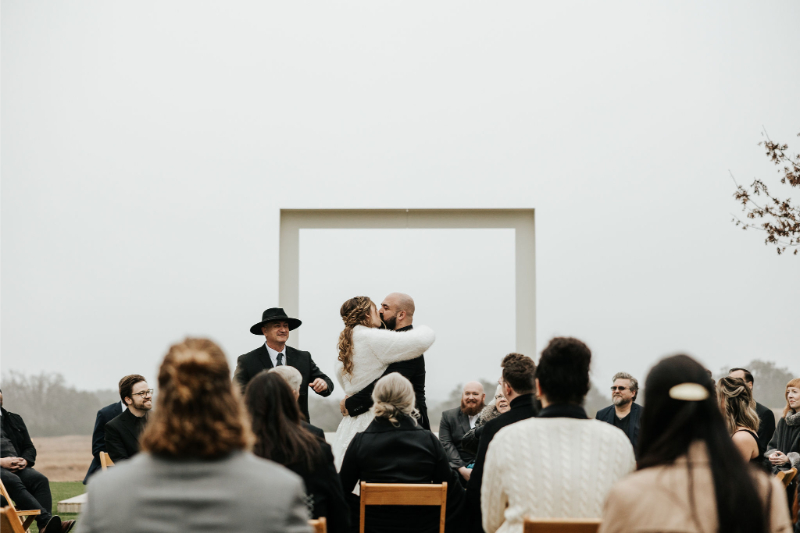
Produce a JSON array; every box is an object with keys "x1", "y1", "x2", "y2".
[
  {"x1": 338, "y1": 296, "x2": 374, "y2": 377},
  {"x1": 373, "y1": 372, "x2": 419, "y2": 427}
]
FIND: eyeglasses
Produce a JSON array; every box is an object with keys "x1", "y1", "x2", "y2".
[
  {"x1": 131, "y1": 389, "x2": 154, "y2": 398},
  {"x1": 494, "y1": 395, "x2": 506, "y2": 401},
  {"x1": 610, "y1": 386, "x2": 629, "y2": 392}
]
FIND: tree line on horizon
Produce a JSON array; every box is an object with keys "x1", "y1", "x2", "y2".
[{"x1": 2, "y1": 359, "x2": 796, "y2": 437}]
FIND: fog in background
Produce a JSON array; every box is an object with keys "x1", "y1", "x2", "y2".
[{"x1": 3, "y1": 2, "x2": 799, "y2": 406}]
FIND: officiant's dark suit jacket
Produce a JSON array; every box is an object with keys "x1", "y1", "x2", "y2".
[{"x1": 233, "y1": 344, "x2": 334, "y2": 423}]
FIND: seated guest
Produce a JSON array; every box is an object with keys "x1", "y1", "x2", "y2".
[
  {"x1": 245, "y1": 371, "x2": 349, "y2": 533},
  {"x1": 461, "y1": 385, "x2": 511, "y2": 455},
  {"x1": 600, "y1": 355, "x2": 790, "y2": 533},
  {"x1": 481, "y1": 338, "x2": 635, "y2": 533},
  {"x1": 0, "y1": 389, "x2": 74, "y2": 532},
  {"x1": 339, "y1": 373, "x2": 465, "y2": 533},
  {"x1": 765, "y1": 378, "x2": 800, "y2": 474},
  {"x1": 77, "y1": 338, "x2": 311, "y2": 533},
  {"x1": 718, "y1": 376, "x2": 763, "y2": 465},
  {"x1": 730, "y1": 368, "x2": 777, "y2": 459},
  {"x1": 268, "y1": 366, "x2": 326, "y2": 440},
  {"x1": 439, "y1": 381, "x2": 485, "y2": 483},
  {"x1": 104, "y1": 374, "x2": 152, "y2": 462},
  {"x1": 595, "y1": 372, "x2": 642, "y2": 456},
  {"x1": 467, "y1": 353, "x2": 539, "y2": 533},
  {"x1": 84, "y1": 379, "x2": 128, "y2": 483}
]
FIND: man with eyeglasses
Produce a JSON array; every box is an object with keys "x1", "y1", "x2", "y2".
[
  {"x1": 595, "y1": 372, "x2": 642, "y2": 455},
  {"x1": 104, "y1": 375, "x2": 153, "y2": 463}
]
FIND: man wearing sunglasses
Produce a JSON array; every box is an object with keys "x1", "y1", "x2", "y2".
[
  {"x1": 105, "y1": 375, "x2": 153, "y2": 463},
  {"x1": 595, "y1": 372, "x2": 641, "y2": 456}
]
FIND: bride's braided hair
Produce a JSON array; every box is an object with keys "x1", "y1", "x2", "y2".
[{"x1": 338, "y1": 296, "x2": 374, "y2": 377}]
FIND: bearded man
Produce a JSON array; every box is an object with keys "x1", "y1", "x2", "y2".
[
  {"x1": 595, "y1": 372, "x2": 642, "y2": 454},
  {"x1": 104, "y1": 374, "x2": 153, "y2": 462},
  {"x1": 439, "y1": 381, "x2": 485, "y2": 485}
]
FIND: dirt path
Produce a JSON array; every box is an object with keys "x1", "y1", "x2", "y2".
[{"x1": 31, "y1": 435, "x2": 91, "y2": 482}]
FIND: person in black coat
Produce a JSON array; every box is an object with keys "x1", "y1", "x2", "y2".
[
  {"x1": 343, "y1": 293, "x2": 431, "y2": 429},
  {"x1": 466, "y1": 354, "x2": 538, "y2": 533},
  {"x1": 595, "y1": 372, "x2": 642, "y2": 456},
  {"x1": 339, "y1": 373, "x2": 466, "y2": 533},
  {"x1": 0, "y1": 389, "x2": 74, "y2": 532},
  {"x1": 439, "y1": 382, "x2": 485, "y2": 484},
  {"x1": 729, "y1": 368, "x2": 777, "y2": 456},
  {"x1": 234, "y1": 308, "x2": 333, "y2": 423},
  {"x1": 83, "y1": 400, "x2": 124, "y2": 483},
  {"x1": 765, "y1": 378, "x2": 800, "y2": 474},
  {"x1": 245, "y1": 371, "x2": 350, "y2": 533},
  {"x1": 104, "y1": 375, "x2": 152, "y2": 462}
]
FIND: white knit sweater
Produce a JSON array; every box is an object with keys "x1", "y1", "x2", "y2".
[
  {"x1": 481, "y1": 417, "x2": 636, "y2": 533},
  {"x1": 334, "y1": 325, "x2": 435, "y2": 395}
]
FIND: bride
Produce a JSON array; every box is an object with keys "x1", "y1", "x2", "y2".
[{"x1": 331, "y1": 296, "x2": 435, "y2": 470}]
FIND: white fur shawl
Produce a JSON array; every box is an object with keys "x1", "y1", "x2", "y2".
[{"x1": 335, "y1": 325, "x2": 435, "y2": 395}]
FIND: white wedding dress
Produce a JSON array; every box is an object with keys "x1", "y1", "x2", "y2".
[{"x1": 331, "y1": 324, "x2": 435, "y2": 471}]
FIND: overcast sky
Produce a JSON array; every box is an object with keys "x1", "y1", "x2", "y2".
[{"x1": 3, "y1": 1, "x2": 799, "y2": 402}]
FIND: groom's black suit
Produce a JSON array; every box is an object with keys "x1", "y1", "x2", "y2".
[
  {"x1": 233, "y1": 344, "x2": 334, "y2": 422},
  {"x1": 344, "y1": 325, "x2": 430, "y2": 430}
]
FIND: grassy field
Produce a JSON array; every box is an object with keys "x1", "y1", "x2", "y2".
[{"x1": 28, "y1": 481, "x2": 85, "y2": 533}]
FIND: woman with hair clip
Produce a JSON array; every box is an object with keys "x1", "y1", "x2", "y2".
[
  {"x1": 77, "y1": 338, "x2": 311, "y2": 533},
  {"x1": 245, "y1": 371, "x2": 350, "y2": 533},
  {"x1": 599, "y1": 354, "x2": 791, "y2": 533},
  {"x1": 339, "y1": 373, "x2": 465, "y2": 533},
  {"x1": 331, "y1": 296, "x2": 435, "y2": 469},
  {"x1": 718, "y1": 376, "x2": 766, "y2": 467}
]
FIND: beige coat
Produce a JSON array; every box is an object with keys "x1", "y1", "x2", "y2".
[{"x1": 599, "y1": 442, "x2": 792, "y2": 533}]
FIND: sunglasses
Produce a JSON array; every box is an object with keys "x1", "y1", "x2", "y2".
[{"x1": 610, "y1": 386, "x2": 629, "y2": 392}]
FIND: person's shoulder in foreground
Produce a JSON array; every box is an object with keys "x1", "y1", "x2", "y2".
[{"x1": 78, "y1": 452, "x2": 311, "y2": 533}]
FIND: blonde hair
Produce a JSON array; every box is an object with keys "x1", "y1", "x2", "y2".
[
  {"x1": 337, "y1": 296, "x2": 374, "y2": 377},
  {"x1": 717, "y1": 376, "x2": 759, "y2": 435},
  {"x1": 372, "y1": 372, "x2": 418, "y2": 426},
  {"x1": 784, "y1": 378, "x2": 800, "y2": 418},
  {"x1": 140, "y1": 338, "x2": 252, "y2": 458}
]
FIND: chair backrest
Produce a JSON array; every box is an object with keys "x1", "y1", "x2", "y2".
[
  {"x1": 0, "y1": 480, "x2": 40, "y2": 532},
  {"x1": 359, "y1": 482, "x2": 447, "y2": 533},
  {"x1": 100, "y1": 451, "x2": 116, "y2": 470},
  {"x1": 1, "y1": 507, "x2": 27, "y2": 533},
  {"x1": 523, "y1": 517, "x2": 602, "y2": 533},
  {"x1": 776, "y1": 468, "x2": 798, "y2": 488},
  {"x1": 309, "y1": 517, "x2": 327, "y2": 533}
]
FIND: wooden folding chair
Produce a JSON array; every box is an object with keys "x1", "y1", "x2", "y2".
[
  {"x1": 777, "y1": 468, "x2": 797, "y2": 488},
  {"x1": 2, "y1": 506, "x2": 28, "y2": 533},
  {"x1": 523, "y1": 517, "x2": 602, "y2": 533},
  {"x1": 100, "y1": 451, "x2": 115, "y2": 470},
  {"x1": 0, "y1": 480, "x2": 40, "y2": 532},
  {"x1": 359, "y1": 482, "x2": 447, "y2": 533},
  {"x1": 308, "y1": 516, "x2": 327, "y2": 533}
]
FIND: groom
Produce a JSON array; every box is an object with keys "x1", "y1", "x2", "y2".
[{"x1": 340, "y1": 292, "x2": 431, "y2": 429}]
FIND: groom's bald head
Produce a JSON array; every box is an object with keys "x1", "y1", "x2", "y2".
[{"x1": 381, "y1": 293, "x2": 415, "y2": 330}]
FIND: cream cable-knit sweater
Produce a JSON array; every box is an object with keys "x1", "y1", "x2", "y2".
[
  {"x1": 334, "y1": 324, "x2": 435, "y2": 395},
  {"x1": 481, "y1": 417, "x2": 636, "y2": 533}
]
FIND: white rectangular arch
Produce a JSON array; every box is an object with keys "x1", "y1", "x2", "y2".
[{"x1": 279, "y1": 208, "x2": 536, "y2": 356}]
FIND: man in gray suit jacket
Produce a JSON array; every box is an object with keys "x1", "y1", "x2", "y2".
[{"x1": 438, "y1": 381, "x2": 485, "y2": 485}]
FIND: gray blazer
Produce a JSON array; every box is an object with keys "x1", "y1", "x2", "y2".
[
  {"x1": 76, "y1": 451, "x2": 311, "y2": 533},
  {"x1": 438, "y1": 406, "x2": 476, "y2": 468}
]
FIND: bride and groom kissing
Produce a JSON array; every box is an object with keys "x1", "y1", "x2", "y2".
[{"x1": 332, "y1": 292, "x2": 435, "y2": 469}]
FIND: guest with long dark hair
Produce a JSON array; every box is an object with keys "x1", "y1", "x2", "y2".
[
  {"x1": 599, "y1": 354, "x2": 791, "y2": 533},
  {"x1": 245, "y1": 371, "x2": 350, "y2": 533},
  {"x1": 77, "y1": 338, "x2": 311, "y2": 533}
]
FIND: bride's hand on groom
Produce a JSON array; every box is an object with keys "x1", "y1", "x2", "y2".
[{"x1": 340, "y1": 396, "x2": 349, "y2": 416}]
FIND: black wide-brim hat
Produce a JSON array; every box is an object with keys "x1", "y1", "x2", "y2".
[{"x1": 250, "y1": 307, "x2": 302, "y2": 335}]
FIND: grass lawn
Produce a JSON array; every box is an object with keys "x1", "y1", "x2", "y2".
[{"x1": 28, "y1": 481, "x2": 85, "y2": 533}]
